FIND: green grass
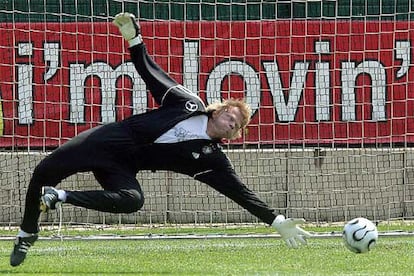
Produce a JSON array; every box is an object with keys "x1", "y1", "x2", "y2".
[
  {"x1": 1, "y1": 220, "x2": 412, "y2": 238},
  {"x1": 1, "y1": 236, "x2": 413, "y2": 275}
]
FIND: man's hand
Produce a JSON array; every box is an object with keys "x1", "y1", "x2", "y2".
[
  {"x1": 272, "y1": 215, "x2": 311, "y2": 248},
  {"x1": 113, "y1": 12, "x2": 143, "y2": 47}
]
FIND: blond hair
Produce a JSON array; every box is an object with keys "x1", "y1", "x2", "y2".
[{"x1": 206, "y1": 98, "x2": 252, "y2": 138}]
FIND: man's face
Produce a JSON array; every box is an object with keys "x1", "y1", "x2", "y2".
[{"x1": 207, "y1": 106, "x2": 244, "y2": 140}]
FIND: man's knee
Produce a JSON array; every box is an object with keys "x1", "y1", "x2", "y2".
[
  {"x1": 118, "y1": 189, "x2": 144, "y2": 213},
  {"x1": 31, "y1": 159, "x2": 52, "y2": 185}
]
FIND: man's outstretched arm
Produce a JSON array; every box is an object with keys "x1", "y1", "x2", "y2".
[
  {"x1": 113, "y1": 12, "x2": 179, "y2": 106},
  {"x1": 195, "y1": 169, "x2": 311, "y2": 248}
]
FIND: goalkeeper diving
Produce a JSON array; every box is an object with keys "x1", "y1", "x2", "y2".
[{"x1": 10, "y1": 12, "x2": 311, "y2": 267}]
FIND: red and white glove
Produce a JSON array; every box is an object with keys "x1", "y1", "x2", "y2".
[{"x1": 272, "y1": 215, "x2": 311, "y2": 248}]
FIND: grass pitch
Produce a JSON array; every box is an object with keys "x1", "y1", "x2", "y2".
[{"x1": 0, "y1": 234, "x2": 412, "y2": 275}]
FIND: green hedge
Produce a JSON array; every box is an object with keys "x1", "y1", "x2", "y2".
[{"x1": 0, "y1": 0, "x2": 413, "y2": 22}]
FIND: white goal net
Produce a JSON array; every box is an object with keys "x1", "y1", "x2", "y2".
[{"x1": 1, "y1": 0, "x2": 414, "y2": 229}]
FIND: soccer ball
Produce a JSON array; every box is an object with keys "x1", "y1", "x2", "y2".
[{"x1": 342, "y1": 217, "x2": 378, "y2": 253}]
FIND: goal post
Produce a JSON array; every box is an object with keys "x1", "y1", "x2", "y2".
[{"x1": 1, "y1": 0, "x2": 414, "y2": 229}]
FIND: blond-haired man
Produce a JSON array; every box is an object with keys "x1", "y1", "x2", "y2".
[{"x1": 10, "y1": 13, "x2": 309, "y2": 267}]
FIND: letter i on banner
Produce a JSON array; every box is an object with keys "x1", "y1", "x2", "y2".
[{"x1": 0, "y1": 90, "x2": 3, "y2": 136}]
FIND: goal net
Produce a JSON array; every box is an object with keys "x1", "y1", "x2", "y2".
[{"x1": 1, "y1": 0, "x2": 414, "y2": 230}]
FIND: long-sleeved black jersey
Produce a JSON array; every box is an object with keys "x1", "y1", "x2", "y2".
[
  {"x1": 121, "y1": 44, "x2": 276, "y2": 225},
  {"x1": 20, "y1": 43, "x2": 276, "y2": 234}
]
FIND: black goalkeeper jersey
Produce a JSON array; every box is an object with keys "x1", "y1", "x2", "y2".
[{"x1": 20, "y1": 43, "x2": 276, "y2": 234}]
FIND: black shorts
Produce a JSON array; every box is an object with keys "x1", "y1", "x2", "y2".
[{"x1": 33, "y1": 122, "x2": 139, "y2": 191}]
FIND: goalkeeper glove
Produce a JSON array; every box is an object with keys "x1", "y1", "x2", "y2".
[
  {"x1": 113, "y1": 12, "x2": 143, "y2": 47},
  {"x1": 272, "y1": 215, "x2": 311, "y2": 248}
]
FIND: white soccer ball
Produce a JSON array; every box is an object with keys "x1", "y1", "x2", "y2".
[{"x1": 342, "y1": 217, "x2": 378, "y2": 253}]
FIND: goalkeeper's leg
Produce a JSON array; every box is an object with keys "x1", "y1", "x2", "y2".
[
  {"x1": 64, "y1": 169, "x2": 144, "y2": 213},
  {"x1": 12, "y1": 123, "x2": 137, "y2": 266},
  {"x1": 11, "y1": 126, "x2": 106, "y2": 266}
]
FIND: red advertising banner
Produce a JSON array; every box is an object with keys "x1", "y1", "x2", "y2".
[{"x1": 1, "y1": 21, "x2": 414, "y2": 147}]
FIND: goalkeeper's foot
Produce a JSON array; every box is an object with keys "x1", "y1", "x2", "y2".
[
  {"x1": 113, "y1": 12, "x2": 142, "y2": 46},
  {"x1": 10, "y1": 234, "x2": 38, "y2": 266},
  {"x1": 39, "y1": 186, "x2": 60, "y2": 212}
]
